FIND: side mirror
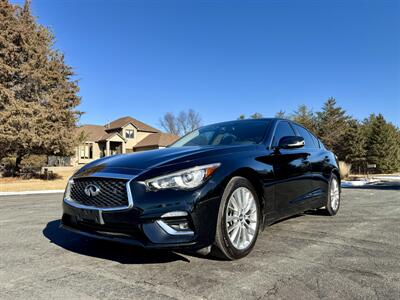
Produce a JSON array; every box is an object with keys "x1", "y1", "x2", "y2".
[{"x1": 278, "y1": 136, "x2": 305, "y2": 149}]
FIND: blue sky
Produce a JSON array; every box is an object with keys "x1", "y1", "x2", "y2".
[{"x1": 13, "y1": 0, "x2": 400, "y2": 127}]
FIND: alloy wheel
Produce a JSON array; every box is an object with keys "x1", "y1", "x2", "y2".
[
  {"x1": 330, "y1": 178, "x2": 340, "y2": 211},
  {"x1": 225, "y1": 187, "x2": 258, "y2": 250}
]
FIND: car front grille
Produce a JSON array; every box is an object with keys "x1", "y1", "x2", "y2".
[{"x1": 70, "y1": 177, "x2": 129, "y2": 209}]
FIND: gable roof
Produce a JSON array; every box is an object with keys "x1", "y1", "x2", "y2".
[
  {"x1": 97, "y1": 132, "x2": 126, "y2": 142},
  {"x1": 76, "y1": 125, "x2": 107, "y2": 142},
  {"x1": 134, "y1": 133, "x2": 179, "y2": 148},
  {"x1": 105, "y1": 116, "x2": 160, "y2": 133}
]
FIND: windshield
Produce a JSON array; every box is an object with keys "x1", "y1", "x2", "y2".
[{"x1": 170, "y1": 120, "x2": 271, "y2": 147}]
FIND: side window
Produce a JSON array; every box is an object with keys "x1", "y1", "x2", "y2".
[
  {"x1": 272, "y1": 121, "x2": 295, "y2": 147},
  {"x1": 309, "y1": 132, "x2": 320, "y2": 149},
  {"x1": 292, "y1": 124, "x2": 317, "y2": 148}
]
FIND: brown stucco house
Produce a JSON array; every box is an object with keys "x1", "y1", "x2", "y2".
[{"x1": 72, "y1": 116, "x2": 179, "y2": 165}]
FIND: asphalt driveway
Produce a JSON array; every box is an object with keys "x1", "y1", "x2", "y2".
[{"x1": 0, "y1": 185, "x2": 399, "y2": 299}]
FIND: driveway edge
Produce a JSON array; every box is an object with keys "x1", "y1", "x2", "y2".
[{"x1": 0, "y1": 190, "x2": 64, "y2": 196}]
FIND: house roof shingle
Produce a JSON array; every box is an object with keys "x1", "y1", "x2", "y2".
[
  {"x1": 76, "y1": 116, "x2": 169, "y2": 147},
  {"x1": 105, "y1": 116, "x2": 160, "y2": 133},
  {"x1": 76, "y1": 125, "x2": 107, "y2": 142},
  {"x1": 96, "y1": 132, "x2": 126, "y2": 142},
  {"x1": 135, "y1": 133, "x2": 179, "y2": 148}
]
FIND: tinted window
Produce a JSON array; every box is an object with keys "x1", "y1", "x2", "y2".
[
  {"x1": 309, "y1": 132, "x2": 320, "y2": 149},
  {"x1": 272, "y1": 121, "x2": 295, "y2": 147},
  {"x1": 292, "y1": 124, "x2": 317, "y2": 148},
  {"x1": 170, "y1": 120, "x2": 271, "y2": 147}
]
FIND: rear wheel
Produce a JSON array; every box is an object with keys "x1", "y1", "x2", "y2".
[
  {"x1": 325, "y1": 174, "x2": 340, "y2": 216},
  {"x1": 213, "y1": 177, "x2": 260, "y2": 260}
]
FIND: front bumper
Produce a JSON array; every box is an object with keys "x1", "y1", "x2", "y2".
[{"x1": 61, "y1": 192, "x2": 221, "y2": 250}]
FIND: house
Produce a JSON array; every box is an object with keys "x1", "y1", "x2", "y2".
[{"x1": 72, "y1": 116, "x2": 179, "y2": 165}]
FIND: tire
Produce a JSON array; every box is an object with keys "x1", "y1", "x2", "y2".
[
  {"x1": 213, "y1": 177, "x2": 261, "y2": 260},
  {"x1": 325, "y1": 174, "x2": 341, "y2": 216}
]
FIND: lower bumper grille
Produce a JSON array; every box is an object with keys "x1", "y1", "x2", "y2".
[
  {"x1": 69, "y1": 177, "x2": 130, "y2": 209},
  {"x1": 62, "y1": 214, "x2": 144, "y2": 240}
]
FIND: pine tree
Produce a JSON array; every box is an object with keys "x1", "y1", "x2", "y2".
[
  {"x1": 274, "y1": 110, "x2": 288, "y2": 119},
  {"x1": 342, "y1": 119, "x2": 366, "y2": 173},
  {"x1": 364, "y1": 114, "x2": 400, "y2": 173},
  {"x1": 316, "y1": 98, "x2": 350, "y2": 159},
  {"x1": 237, "y1": 112, "x2": 263, "y2": 120},
  {"x1": 291, "y1": 104, "x2": 317, "y2": 134},
  {"x1": 250, "y1": 112, "x2": 263, "y2": 119},
  {"x1": 0, "y1": 0, "x2": 81, "y2": 166}
]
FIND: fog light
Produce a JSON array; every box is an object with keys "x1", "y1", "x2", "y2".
[
  {"x1": 170, "y1": 222, "x2": 189, "y2": 231},
  {"x1": 163, "y1": 217, "x2": 191, "y2": 231},
  {"x1": 156, "y1": 218, "x2": 194, "y2": 235}
]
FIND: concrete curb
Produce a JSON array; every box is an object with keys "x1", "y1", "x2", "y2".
[{"x1": 0, "y1": 190, "x2": 64, "y2": 196}]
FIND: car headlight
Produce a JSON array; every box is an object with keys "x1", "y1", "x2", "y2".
[
  {"x1": 64, "y1": 178, "x2": 74, "y2": 200},
  {"x1": 144, "y1": 163, "x2": 221, "y2": 191}
]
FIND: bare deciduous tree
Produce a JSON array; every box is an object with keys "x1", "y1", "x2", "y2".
[
  {"x1": 187, "y1": 109, "x2": 202, "y2": 132},
  {"x1": 159, "y1": 112, "x2": 179, "y2": 136},
  {"x1": 177, "y1": 111, "x2": 188, "y2": 135},
  {"x1": 159, "y1": 109, "x2": 202, "y2": 136}
]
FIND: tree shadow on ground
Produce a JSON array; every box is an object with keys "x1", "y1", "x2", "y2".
[{"x1": 43, "y1": 219, "x2": 191, "y2": 264}]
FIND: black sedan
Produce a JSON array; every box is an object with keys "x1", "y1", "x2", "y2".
[{"x1": 61, "y1": 118, "x2": 341, "y2": 260}]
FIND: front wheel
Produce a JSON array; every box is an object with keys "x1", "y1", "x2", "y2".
[
  {"x1": 325, "y1": 174, "x2": 341, "y2": 216},
  {"x1": 213, "y1": 177, "x2": 260, "y2": 260}
]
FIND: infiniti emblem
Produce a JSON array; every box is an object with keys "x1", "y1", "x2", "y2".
[{"x1": 84, "y1": 184, "x2": 100, "y2": 197}]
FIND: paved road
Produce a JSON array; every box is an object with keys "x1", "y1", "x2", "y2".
[{"x1": 1, "y1": 185, "x2": 399, "y2": 299}]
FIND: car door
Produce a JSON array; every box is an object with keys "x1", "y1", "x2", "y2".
[
  {"x1": 270, "y1": 121, "x2": 313, "y2": 217},
  {"x1": 291, "y1": 123, "x2": 326, "y2": 209}
]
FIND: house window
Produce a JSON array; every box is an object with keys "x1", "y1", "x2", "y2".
[{"x1": 125, "y1": 129, "x2": 134, "y2": 139}]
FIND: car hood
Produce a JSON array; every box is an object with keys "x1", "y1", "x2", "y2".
[{"x1": 74, "y1": 145, "x2": 258, "y2": 177}]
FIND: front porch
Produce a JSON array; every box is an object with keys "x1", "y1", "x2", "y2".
[{"x1": 99, "y1": 140, "x2": 125, "y2": 157}]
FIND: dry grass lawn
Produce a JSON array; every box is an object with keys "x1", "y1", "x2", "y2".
[{"x1": 0, "y1": 169, "x2": 76, "y2": 192}]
